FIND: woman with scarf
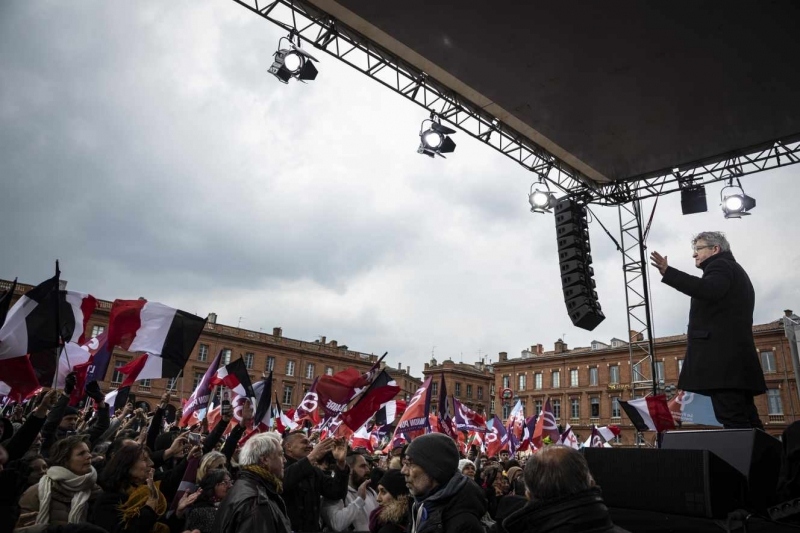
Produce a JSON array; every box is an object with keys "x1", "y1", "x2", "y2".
[
  {"x1": 368, "y1": 469, "x2": 411, "y2": 533},
  {"x1": 18, "y1": 435, "x2": 99, "y2": 527},
  {"x1": 182, "y1": 468, "x2": 232, "y2": 533},
  {"x1": 92, "y1": 443, "x2": 170, "y2": 533}
]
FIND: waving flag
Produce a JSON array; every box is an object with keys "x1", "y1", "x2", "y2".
[
  {"x1": 517, "y1": 415, "x2": 538, "y2": 452},
  {"x1": 293, "y1": 377, "x2": 321, "y2": 426},
  {"x1": 561, "y1": 424, "x2": 580, "y2": 450},
  {"x1": 212, "y1": 358, "x2": 255, "y2": 400},
  {"x1": 350, "y1": 423, "x2": 374, "y2": 453},
  {"x1": 340, "y1": 370, "x2": 400, "y2": 430},
  {"x1": 486, "y1": 415, "x2": 509, "y2": 458},
  {"x1": 253, "y1": 371, "x2": 274, "y2": 430},
  {"x1": 619, "y1": 395, "x2": 676, "y2": 432},
  {"x1": 0, "y1": 278, "x2": 18, "y2": 328},
  {"x1": 668, "y1": 391, "x2": 721, "y2": 427},
  {"x1": 532, "y1": 398, "x2": 560, "y2": 448},
  {"x1": 180, "y1": 349, "x2": 223, "y2": 427},
  {"x1": 453, "y1": 397, "x2": 487, "y2": 432},
  {"x1": 394, "y1": 377, "x2": 432, "y2": 434}
]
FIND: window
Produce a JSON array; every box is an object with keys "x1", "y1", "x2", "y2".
[
  {"x1": 244, "y1": 352, "x2": 254, "y2": 369},
  {"x1": 467, "y1": 384, "x2": 473, "y2": 398},
  {"x1": 534, "y1": 399, "x2": 543, "y2": 415},
  {"x1": 678, "y1": 359, "x2": 684, "y2": 374},
  {"x1": 286, "y1": 360, "x2": 295, "y2": 376},
  {"x1": 326, "y1": 366, "x2": 334, "y2": 376},
  {"x1": 611, "y1": 397, "x2": 621, "y2": 419},
  {"x1": 139, "y1": 379, "x2": 151, "y2": 389},
  {"x1": 198, "y1": 344, "x2": 209, "y2": 362},
  {"x1": 552, "y1": 399, "x2": 561, "y2": 419},
  {"x1": 166, "y1": 377, "x2": 178, "y2": 391},
  {"x1": 655, "y1": 361, "x2": 665, "y2": 382},
  {"x1": 761, "y1": 351, "x2": 777, "y2": 373},
  {"x1": 589, "y1": 367, "x2": 598, "y2": 386},
  {"x1": 633, "y1": 361, "x2": 645, "y2": 381},
  {"x1": 455, "y1": 382, "x2": 461, "y2": 397},
  {"x1": 283, "y1": 385, "x2": 293, "y2": 405},
  {"x1": 431, "y1": 382, "x2": 438, "y2": 397},
  {"x1": 477, "y1": 386, "x2": 483, "y2": 400},
  {"x1": 192, "y1": 372, "x2": 203, "y2": 390},
  {"x1": 535, "y1": 373, "x2": 543, "y2": 390},
  {"x1": 767, "y1": 389, "x2": 783, "y2": 415},
  {"x1": 111, "y1": 361, "x2": 125, "y2": 385},
  {"x1": 571, "y1": 398, "x2": 580, "y2": 419},
  {"x1": 490, "y1": 384, "x2": 495, "y2": 396},
  {"x1": 612, "y1": 434, "x2": 622, "y2": 444},
  {"x1": 91, "y1": 325, "x2": 105, "y2": 338},
  {"x1": 491, "y1": 399, "x2": 496, "y2": 414},
  {"x1": 502, "y1": 375, "x2": 510, "y2": 389},
  {"x1": 222, "y1": 348, "x2": 232, "y2": 365},
  {"x1": 518, "y1": 374, "x2": 526, "y2": 391},
  {"x1": 609, "y1": 365, "x2": 620, "y2": 384},
  {"x1": 590, "y1": 397, "x2": 600, "y2": 418},
  {"x1": 552, "y1": 370, "x2": 561, "y2": 388},
  {"x1": 267, "y1": 356, "x2": 275, "y2": 372},
  {"x1": 570, "y1": 369, "x2": 579, "y2": 387},
  {"x1": 503, "y1": 403, "x2": 511, "y2": 419},
  {"x1": 305, "y1": 363, "x2": 315, "y2": 379}
]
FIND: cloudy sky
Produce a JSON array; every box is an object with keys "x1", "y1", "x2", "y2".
[{"x1": 2, "y1": 2, "x2": 799, "y2": 377}]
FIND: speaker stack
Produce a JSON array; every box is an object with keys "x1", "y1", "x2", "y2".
[{"x1": 555, "y1": 196, "x2": 604, "y2": 331}]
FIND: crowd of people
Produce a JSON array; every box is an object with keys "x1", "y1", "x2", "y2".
[{"x1": 0, "y1": 374, "x2": 628, "y2": 533}]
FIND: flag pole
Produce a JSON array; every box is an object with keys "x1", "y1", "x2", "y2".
[{"x1": 53, "y1": 260, "x2": 69, "y2": 389}]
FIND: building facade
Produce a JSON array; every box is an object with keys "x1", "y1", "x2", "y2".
[
  {"x1": 493, "y1": 318, "x2": 800, "y2": 445},
  {"x1": 385, "y1": 362, "x2": 423, "y2": 402},
  {"x1": 422, "y1": 358, "x2": 496, "y2": 417}
]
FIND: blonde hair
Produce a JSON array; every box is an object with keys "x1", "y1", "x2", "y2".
[{"x1": 197, "y1": 451, "x2": 226, "y2": 482}]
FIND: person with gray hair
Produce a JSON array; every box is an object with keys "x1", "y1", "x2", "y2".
[
  {"x1": 501, "y1": 446, "x2": 629, "y2": 533},
  {"x1": 213, "y1": 432, "x2": 291, "y2": 533},
  {"x1": 651, "y1": 231, "x2": 766, "y2": 428}
]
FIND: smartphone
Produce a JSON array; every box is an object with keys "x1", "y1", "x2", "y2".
[{"x1": 188, "y1": 432, "x2": 201, "y2": 445}]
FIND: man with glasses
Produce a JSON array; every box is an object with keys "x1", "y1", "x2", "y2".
[{"x1": 650, "y1": 231, "x2": 766, "y2": 428}]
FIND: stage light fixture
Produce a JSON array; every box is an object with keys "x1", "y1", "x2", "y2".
[
  {"x1": 720, "y1": 179, "x2": 756, "y2": 219},
  {"x1": 269, "y1": 35, "x2": 319, "y2": 84},
  {"x1": 677, "y1": 175, "x2": 707, "y2": 215},
  {"x1": 418, "y1": 116, "x2": 456, "y2": 158},
  {"x1": 529, "y1": 181, "x2": 558, "y2": 214}
]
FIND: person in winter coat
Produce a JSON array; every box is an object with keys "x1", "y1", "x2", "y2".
[
  {"x1": 183, "y1": 468, "x2": 232, "y2": 533},
  {"x1": 501, "y1": 446, "x2": 628, "y2": 533},
  {"x1": 213, "y1": 432, "x2": 291, "y2": 533},
  {"x1": 402, "y1": 433, "x2": 487, "y2": 533},
  {"x1": 369, "y1": 469, "x2": 411, "y2": 533},
  {"x1": 651, "y1": 231, "x2": 767, "y2": 428}
]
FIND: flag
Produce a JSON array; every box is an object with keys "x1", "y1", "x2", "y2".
[
  {"x1": 293, "y1": 377, "x2": 321, "y2": 426},
  {"x1": 518, "y1": 415, "x2": 538, "y2": 452},
  {"x1": 452, "y1": 397, "x2": 486, "y2": 432},
  {"x1": 340, "y1": 370, "x2": 400, "y2": 430},
  {"x1": 106, "y1": 299, "x2": 206, "y2": 372},
  {"x1": 506, "y1": 399, "x2": 525, "y2": 444},
  {"x1": 56, "y1": 332, "x2": 108, "y2": 390},
  {"x1": 253, "y1": 371, "x2": 273, "y2": 429},
  {"x1": 597, "y1": 425, "x2": 621, "y2": 442},
  {"x1": 0, "y1": 355, "x2": 40, "y2": 401},
  {"x1": 394, "y1": 377, "x2": 432, "y2": 434},
  {"x1": 532, "y1": 398, "x2": 560, "y2": 448},
  {"x1": 619, "y1": 395, "x2": 676, "y2": 432},
  {"x1": 375, "y1": 398, "x2": 403, "y2": 426},
  {"x1": 315, "y1": 354, "x2": 387, "y2": 420},
  {"x1": 588, "y1": 425, "x2": 605, "y2": 448},
  {"x1": 273, "y1": 392, "x2": 297, "y2": 433},
  {"x1": 486, "y1": 415, "x2": 509, "y2": 458},
  {"x1": 168, "y1": 456, "x2": 200, "y2": 517},
  {"x1": 561, "y1": 424, "x2": 580, "y2": 450},
  {"x1": 211, "y1": 358, "x2": 255, "y2": 400},
  {"x1": 0, "y1": 275, "x2": 97, "y2": 360},
  {"x1": 667, "y1": 391, "x2": 722, "y2": 426},
  {"x1": 105, "y1": 386, "x2": 132, "y2": 412},
  {"x1": 350, "y1": 422, "x2": 374, "y2": 453},
  {"x1": 180, "y1": 349, "x2": 223, "y2": 427},
  {"x1": 0, "y1": 278, "x2": 18, "y2": 328},
  {"x1": 84, "y1": 334, "x2": 112, "y2": 384},
  {"x1": 434, "y1": 373, "x2": 457, "y2": 439}
]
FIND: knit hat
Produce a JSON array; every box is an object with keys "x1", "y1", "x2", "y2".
[
  {"x1": 405, "y1": 433, "x2": 459, "y2": 485},
  {"x1": 64, "y1": 406, "x2": 80, "y2": 417},
  {"x1": 379, "y1": 469, "x2": 408, "y2": 498},
  {"x1": 458, "y1": 459, "x2": 475, "y2": 473}
]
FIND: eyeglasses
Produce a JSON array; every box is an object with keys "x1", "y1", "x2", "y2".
[{"x1": 692, "y1": 245, "x2": 715, "y2": 253}]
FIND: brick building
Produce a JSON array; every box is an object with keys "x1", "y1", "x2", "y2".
[
  {"x1": 385, "y1": 362, "x2": 422, "y2": 402},
  {"x1": 1, "y1": 279, "x2": 381, "y2": 418},
  {"x1": 422, "y1": 358, "x2": 496, "y2": 417},
  {"x1": 493, "y1": 316, "x2": 800, "y2": 445}
]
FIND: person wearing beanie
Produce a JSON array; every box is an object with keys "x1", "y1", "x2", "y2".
[
  {"x1": 369, "y1": 469, "x2": 411, "y2": 533},
  {"x1": 402, "y1": 433, "x2": 487, "y2": 533},
  {"x1": 458, "y1": 459, "x2": 476, "y2": 479}
]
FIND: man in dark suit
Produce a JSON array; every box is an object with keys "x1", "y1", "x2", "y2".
[{"x1": 650, "y1": 231, "x2": 767, "y2": 428}]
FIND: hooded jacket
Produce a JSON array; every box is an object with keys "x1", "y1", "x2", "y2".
[{"x1": 410, "y1": 473, "x2": 486, "y2": 533}]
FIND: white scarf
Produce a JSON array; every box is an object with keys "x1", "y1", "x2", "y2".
[{"x1": 35, "y1": 465, "x2": 97, "y2": 525}]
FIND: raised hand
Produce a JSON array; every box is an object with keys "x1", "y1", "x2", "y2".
[
  {"x1": 650, "y1": 251, "x2": 669, "y2": 275},
  {"x1": 307, "y1": 437, "x2": 334, "y2": 464},
  {"x1": 145, "y1": 469, "x2": 160, "y2": 510}
]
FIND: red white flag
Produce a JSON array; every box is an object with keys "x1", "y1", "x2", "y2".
[
  {"x1": 532, "y1": 398, "x2": 560, "y2": 448},
  {"x1": 619, "y1": 395, "x2": 676, "y2": 433}
]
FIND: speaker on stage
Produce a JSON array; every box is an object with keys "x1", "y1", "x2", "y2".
[
  {"x1": 581, "y1": 448, "x2": 747, "y2": 519},
  {"x1": 662, "y1": 428, "x2": 782, "y2": 511},
  {"x1": 554, "y1": 197, "x2": 604, "y2": 331}
]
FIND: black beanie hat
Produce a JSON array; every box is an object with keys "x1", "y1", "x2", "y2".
[
  {"x1": 64, "y1": 406, "x2": 80, "y2": 417},
  {"x1": 405, "y1": 433, "x2": 459, "y2": 485},
  {"x1": 379, "y1": 469, "x2": 408, "y2": 498}
]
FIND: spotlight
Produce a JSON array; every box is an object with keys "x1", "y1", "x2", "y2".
[
  {"x1": 418, "y1": 116, "x2": 456, "y2": 158},
  {"x1": 269, "y1": 36, "x2": 318, "y2": 84},
  {"x1": 529, "y1": 181, "x2": 558, "y2": 214},
  {"x1": 720, "y1": 179, "x2": 756, "y2": 219}
]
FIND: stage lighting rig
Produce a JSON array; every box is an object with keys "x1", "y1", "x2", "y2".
[
  {"x1": 677, "y1": 173, "x2": 707, "y2": 215},
  {"x1": 529, "y1": 180, "x2": 558, "y2": 214},
  {"x1": 269, "y1": 33, "x2": 319, "y2": 84},
  {"x1": 418, "y1": 115, "x2": 456, "y2": 158},
  {"x1": 720, "y1": 178, "x2": 756, "y2": 219}
]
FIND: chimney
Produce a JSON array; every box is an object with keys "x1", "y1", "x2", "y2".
[
  {"x1": 537, "y1": 343, "x2": 544, "y2": 355},
  {"x1": 629, "y1": 330, "x2": 640, "y2": 342},
  {"x1": 424, "y1": 362, "x2": 430, "y2": 370},
  {"x1": 272, "y1": 327, "x2": 282, "y2": 337},
  {"x1": 406, "y1": 366, "x2": 410, "y2": 374},
  {"x1": 398, "y1": 362, "x2": 402, "y2": 370},
  {"x1": 329, "y1": 340, "x2": 337, "y2": 348},
  {"x1": 499, "y1": 351, "x2": 508, "y2": 362},
  {"x1": 785, "y1": 310, "x2": 794, "y2": 317},
  {"x1": 554, "y1": 339, "x2": 566, "y2": 354},
  {"x1": 207, "y1": 313, "x2": 217, "y2": 324}
]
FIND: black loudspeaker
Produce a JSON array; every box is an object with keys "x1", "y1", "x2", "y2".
[
  {"x1": 582, "y1": 448, "x2": 747, "y2": 519},
  {"x1": 662, "y1": 429, "x2": 782, "y2": 511},
  {"x1": 554, "y1": 197, "x2": 604, "y2": 331}
]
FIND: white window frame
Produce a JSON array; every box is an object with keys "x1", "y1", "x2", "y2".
[{"x1": 286, "y1": 360, "x2": 295, "y2": 376}]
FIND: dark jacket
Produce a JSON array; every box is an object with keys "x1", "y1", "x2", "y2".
[
  {"x1": 410, "y1": 473, "x2": 487, "y2": 533},
  {"x1": 501, "y1": 488, "x2": 629, "y2": 533},
  {"x1": 369, "y1": 494, "x2": 411, "y2": 533},
  {"x1": 282, "y1": 456, "x2": 349, "y2": 532},
  {"x1": 91, "y1": 490, "x2": 159, "y2": 533},
  {"x1": 662, "y1": 251, "x2": 767, "y2": 393},
  {"x1": 213, "y1": 469, "x2": 292, "y2": 533}
]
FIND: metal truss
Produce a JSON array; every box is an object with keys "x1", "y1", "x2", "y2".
[{"x1": 232, "y1": 0, "x2": 800, "y2": 207}]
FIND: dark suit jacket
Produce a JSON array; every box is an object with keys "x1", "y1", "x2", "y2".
[{"x1": 661, "y1": 250, "x2": 767, "y2": 394}]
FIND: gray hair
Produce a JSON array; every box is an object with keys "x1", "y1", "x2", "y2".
[
  {"x1": 692, "y1": 231, "x2": 730, "y2": 252},
  {"x1": 239, "y1": 432, "x2": 283, "y2": 466},
  {"x1": 523, "y1": 446, "x2": 594, "y2": 501}
]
